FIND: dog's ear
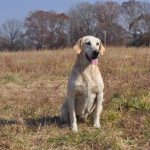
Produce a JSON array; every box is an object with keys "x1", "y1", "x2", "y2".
[
  {"x1": 99, "y1": 42, "x2": 106, "y2": 55},
  {"x1": 74, "y1": 38, "x2": 82, "y2": 54}
]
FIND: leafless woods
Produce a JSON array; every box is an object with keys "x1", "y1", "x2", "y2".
[{"x1": 0, "y1": 0, "x2": 150, "y2": 50}]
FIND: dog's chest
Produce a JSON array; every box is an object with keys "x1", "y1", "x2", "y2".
[
  {"x1": 73, "y1": 66, "x2": 103, "y2": 118},
  {"x1": 75, "y1": 70, "x2": 102, "y2": 95},
  {"x1": 75, "y1": 81, "x2": 98, "y2": 117},
  {"x1": 75, "y1": 80, "x2": 99, "y2": 95}
]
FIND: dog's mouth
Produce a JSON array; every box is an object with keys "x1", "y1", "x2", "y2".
[{"x1": 85, "y1": 53, "x2": 98, "y2": 65}]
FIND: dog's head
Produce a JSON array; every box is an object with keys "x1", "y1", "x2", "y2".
[{"x1": 74, "y1": 36, "x2": 105, "y2": 64}]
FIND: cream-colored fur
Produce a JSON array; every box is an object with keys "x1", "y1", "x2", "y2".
[{"x1": 60, "y1": 36, "x2": 105, "y2": 133}]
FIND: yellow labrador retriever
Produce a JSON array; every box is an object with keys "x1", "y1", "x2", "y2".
[{"x1": 60, "y1": 36, "x2": 105, "y2": 133}]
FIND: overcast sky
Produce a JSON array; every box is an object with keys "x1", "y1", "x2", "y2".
[{"x1": 0, "y1": 0, "x2": 148, "y2": 24}]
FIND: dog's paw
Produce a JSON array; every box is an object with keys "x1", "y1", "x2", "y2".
[
  {"x1": 93, "y1": 122, "x2": 101, "y2": 128},
  {"x1": 71, "y1": 126, "x2": 78, "y2": 133}
]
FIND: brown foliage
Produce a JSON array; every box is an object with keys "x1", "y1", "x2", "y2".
[{"x1": 25, "y1": 11, "x2": 69, "y2": 49}]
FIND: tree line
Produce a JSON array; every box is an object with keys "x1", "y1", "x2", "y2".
[{"x1": 0, "y1": 0, "x2": 150, "y2": 51}]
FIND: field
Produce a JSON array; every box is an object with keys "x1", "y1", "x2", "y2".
[{"x1": 0, "y1": 47, "x2": 150, "y2": 150}]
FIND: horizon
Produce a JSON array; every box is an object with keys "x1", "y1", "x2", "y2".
[{"x1": 0, "y1": 0, "x2": 148, "y2": 25}]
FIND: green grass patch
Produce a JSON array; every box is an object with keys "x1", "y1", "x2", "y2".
[
  {"x1": 106, "y1": 110, "x2": 122, "y2": 122},
  {"x1": 48, "y1": 129, "x2": 101, "y2": 147},
  {"x1": 47, "y1": 129, "x2": 124, "y2": 149},
  {"x1": 0, "y1": 73, "x2": 25, "y2": 85},
  {"x1": 112, "y1": 94, "x2": 150, "y2": 112}
]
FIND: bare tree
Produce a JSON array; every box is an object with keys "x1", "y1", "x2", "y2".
[
  {"x1": 131, "y1": 1, "x2": 150, "y2": 46},
  {"x1": 95, "y1": 1, "x2": 121, "y2": 45},
  {"x1": 0, "y1": 19, "x2": 23, "y2": 50},
  {"x1": 68, "y1": 2, "x2": 97, "y2": 44},
  {"x1": 25, "y1": 10, "x2": 69, "y2": 49},
  {"x1": 121, "y1": 0, "x2": 142, "y2": 39},
  {"x1": 46, "y1": 13, "x2": 69, "y2": 49},
  {"x1": 141, "y1": 2, "x2": 150, "y2": 33},
  {"x1": 25, "y1": 10, "x2": 50, "y2": 50}
]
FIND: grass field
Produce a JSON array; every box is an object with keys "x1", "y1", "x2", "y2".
[{"x1": 0, "y1": 47, "x2": 150, "y2": 150}]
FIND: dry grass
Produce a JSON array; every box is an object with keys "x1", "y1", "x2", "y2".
[{"x1": 0, "y1": 47, "x2": 150, "y2": 150}]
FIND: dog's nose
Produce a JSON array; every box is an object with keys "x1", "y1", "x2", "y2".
[
  {"x1": 93, "y1": 50, "x2": 99, "y2": 54},
  {"x1": 92, "y1": 50, "x2": 99, "y2": 59},
  {"x1": 93, "y1": 50, "x2": 99, "y2": 56}
]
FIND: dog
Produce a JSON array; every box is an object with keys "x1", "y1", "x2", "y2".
[{"x1": 60, "y1": 36, "x2": 105, "y2": 133}]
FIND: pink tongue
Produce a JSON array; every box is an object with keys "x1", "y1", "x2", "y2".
[{"x1": 91, "y1": 59, "x2": 98, "y2": 65}]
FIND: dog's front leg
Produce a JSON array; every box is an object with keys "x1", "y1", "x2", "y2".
[
  {"x1": 68, "y1": 94, "x2": 78, "y2": 133},
  {"x1": 93, "y1": 92, "x2": 103, "y2": 128}
]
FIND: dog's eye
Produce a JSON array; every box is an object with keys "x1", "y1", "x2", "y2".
[
  {"x1": 96, "y1": 42, "x2": 99, "y2": 46},
  {"x1": 86, "y1": 42, "x2": 91, "y2": 46}
]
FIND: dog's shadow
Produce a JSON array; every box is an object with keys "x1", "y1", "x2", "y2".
[{"x1": 0, "y1": 116, "x2": 61, "y2": 128}]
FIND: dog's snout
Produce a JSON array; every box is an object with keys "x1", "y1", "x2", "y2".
[
  {"x1": 92, "y1": 50, "x2": 99, "y2": 59},
  {"x1": 93, "y1": 50, "x2": 99, "y2": 57},
  {"x1": 93, "y1": 50, "x2": 99, "y2": 54}
]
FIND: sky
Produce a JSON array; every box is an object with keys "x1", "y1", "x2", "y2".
[{"x1": 0, "y1": 0, "x2": 148, "y2": 24}]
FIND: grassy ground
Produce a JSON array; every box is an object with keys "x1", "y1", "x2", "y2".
[{"x1": 0, "y1": 47, "x2": 150, "y2": 150}]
